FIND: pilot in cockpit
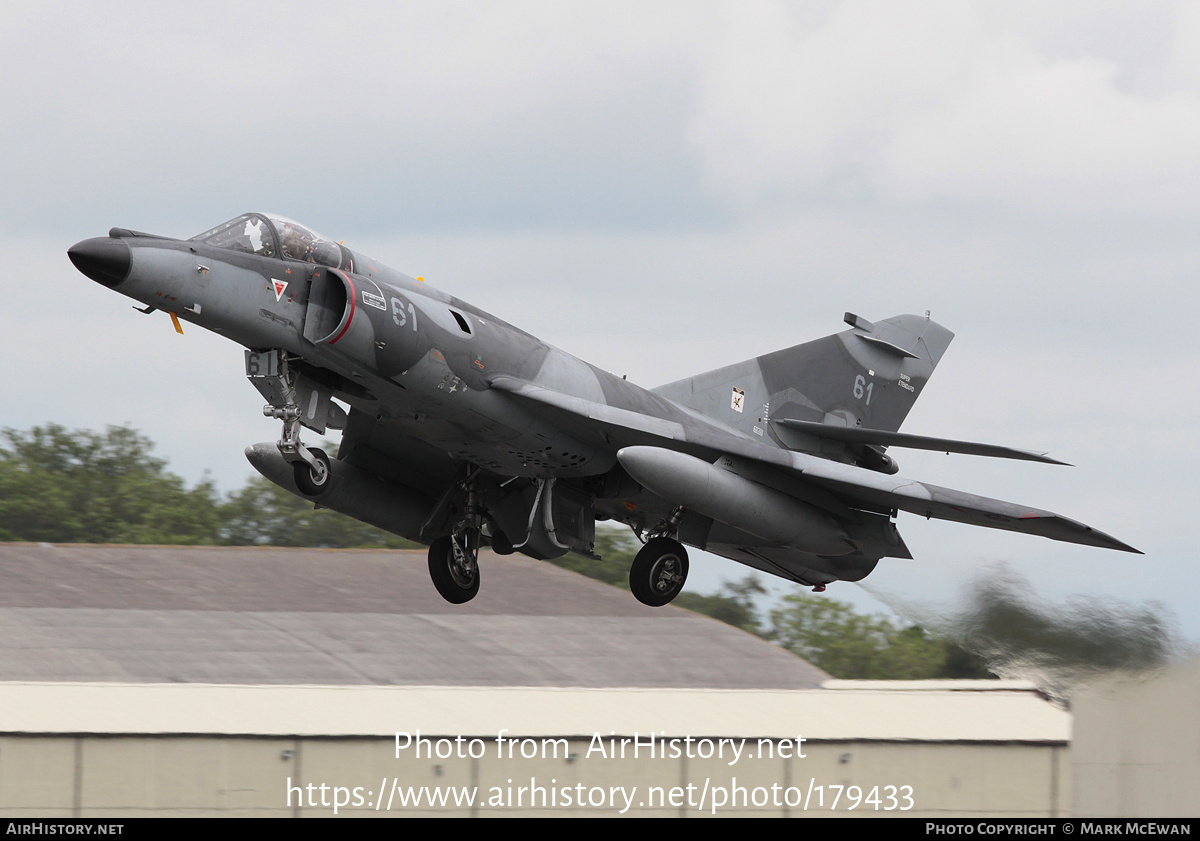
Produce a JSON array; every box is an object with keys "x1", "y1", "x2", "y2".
[{"x1": 279, "y1": 222, "x2": 315, "y2": 262}]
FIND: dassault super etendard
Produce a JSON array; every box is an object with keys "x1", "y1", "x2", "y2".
[{"x1": 69, "y1": 213, "x2": 1139, "y2": 605}]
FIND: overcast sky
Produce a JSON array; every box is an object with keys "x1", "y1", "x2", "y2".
[{"x1": 2, "y1": 1, "x2": 1196, "y2": 639}]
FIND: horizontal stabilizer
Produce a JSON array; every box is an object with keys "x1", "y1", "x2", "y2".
[
  {"x1": 852, "y1": 333, "x2": 921, "y2": 359},
  {"x1": 775, "y1": 418, "x2": 1070, "y2": 465}
]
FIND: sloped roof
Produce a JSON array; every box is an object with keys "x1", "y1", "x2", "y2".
[{"x1": 0, "y1": 543, "x2": 827, "y2": 690}]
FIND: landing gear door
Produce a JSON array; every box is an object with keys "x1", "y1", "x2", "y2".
[
  {"x1": 512, "y1": 479, "x2": 597, "y2": 559},
  {"x1": 245, "y1": 349, "x2": 347, "y2": 434},
  {"x1": 290, "y1": 378, "x2": 346, "y2": 434}
]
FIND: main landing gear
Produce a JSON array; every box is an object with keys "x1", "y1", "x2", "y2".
[
  {"x1": 629, "y1": 537, "x2": 689, "y2": 607},
  {"x1": 427, "y1": 531, "x2": 480, "y2": 604},
  {"x1": 629, "y1": 506, "x2": 689, "y2": 607},
  {"x1": 426, "y1": 469, "x2": 486, "y2": 604}
]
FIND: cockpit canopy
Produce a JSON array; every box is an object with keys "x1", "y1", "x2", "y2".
[{"x1": 190, "y1": 213, "x2": 351, "y2": 271}]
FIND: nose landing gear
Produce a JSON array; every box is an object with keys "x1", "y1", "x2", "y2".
[
  {"x1": 246, "y1": 349, "x2": 337, "y2": 498},
  {"x1": 292, "y1": 447, "x2": 331, "y2": 496}
]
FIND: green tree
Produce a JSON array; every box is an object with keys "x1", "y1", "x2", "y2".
[
  {"x1": 769, "y1": 593, "x2": 895, "y2": 678},
  {"x1": 219, "y1": 474, "x2": 419, "y2": 548},
  {"x1": 0, "y1": 424, "x2": 221, "y2": 544},
  {"x1": 675, "y1": 575, "x2": 767, "y2": 634},
  {"x1": 766, "y1": 592, "x2": 975, "y2": 679},
  {"x1": 0, "y1": 423, "x2": 420, "y2": 549}
]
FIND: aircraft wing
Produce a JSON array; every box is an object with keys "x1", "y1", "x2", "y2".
[{"x1": 490, "y1": 376, "x2": 1140, "y2": 554}]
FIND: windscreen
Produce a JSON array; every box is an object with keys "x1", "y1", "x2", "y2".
[
  {"x1": 191, "y1": 214, "x2": 277, "y2": 258},
  {"x1": 191, "y1": 213, "x2": 349, "y2": 270}
]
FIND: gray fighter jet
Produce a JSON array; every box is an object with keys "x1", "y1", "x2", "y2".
[{"x1": 69, "y1": 213, "x2": 1139, "y2": 606}]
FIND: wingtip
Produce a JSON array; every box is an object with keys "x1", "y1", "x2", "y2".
[
  {"x1": 1094, "y1": 532, "x2": 1143, "y2": 554},
  {"x1": 1029, "y1": 450, "x2": 1073, "y2": 466},
  {"x1": 1034, "y1": 513, "x2": 1141, "y2": 554}
]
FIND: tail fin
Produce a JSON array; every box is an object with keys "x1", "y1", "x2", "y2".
[{"x1": 653, "y1": 313, "x2": 954, "y2": 445}]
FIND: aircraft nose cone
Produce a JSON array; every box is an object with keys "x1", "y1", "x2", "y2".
[{"x1": 68, "y1": 236, "x2": 131, "y2": 287}]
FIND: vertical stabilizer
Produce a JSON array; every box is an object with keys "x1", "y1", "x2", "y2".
[{"x1": 653, "y1": 314, "x2": 954, "y2": 452}]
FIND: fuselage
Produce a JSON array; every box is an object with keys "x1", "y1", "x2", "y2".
[
  {"x1": 69, "y1": 211, "x2": 912, "y2": 586},
  {"x1": 67, "y1": 217, "x2": 724, "y2": 485}
]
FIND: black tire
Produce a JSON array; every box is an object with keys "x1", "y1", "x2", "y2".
[
  {"x1": 293, "y1": 448, "x2": 331, "y2": 497},
  {"x1": 629, "y1": 537, "x2": 689, "y2": 607},
  {"x1": 428, "y1": 534, "x2": 480, "y2": 604}
]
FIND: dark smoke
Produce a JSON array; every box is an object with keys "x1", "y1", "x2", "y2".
[{"x1": 867, "y1": 563, "x2": 1181, "y2": 706}]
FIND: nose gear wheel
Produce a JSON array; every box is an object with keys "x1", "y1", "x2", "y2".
[{"x1": 292, "y1": 447, "x2": 331, "y2": 496}]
